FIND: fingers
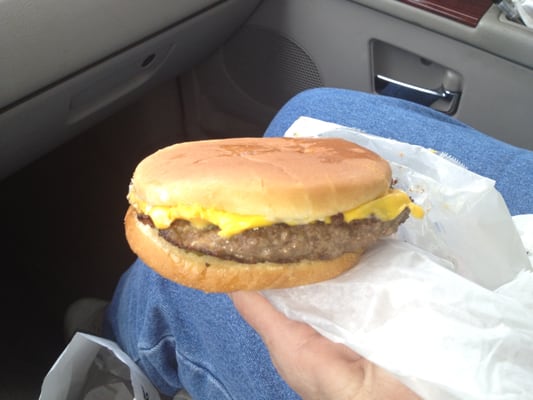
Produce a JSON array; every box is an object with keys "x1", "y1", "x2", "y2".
[
  {"x1": 229, "y1": 291, "x2": 354, "y2": 361},
  {"x1": 229, "y1": 291, "x2": 294, "y2": 345},
  {"x1": 229, "y1": 291, "x2": 422, "y2": 400},
  {"x1": 229, "y1": 291, "x2": 366, "y2": 398}
]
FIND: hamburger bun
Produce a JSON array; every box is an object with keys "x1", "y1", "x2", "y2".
[{"x1": 125, "y1": 137, "x2": 420, "y2": 292}]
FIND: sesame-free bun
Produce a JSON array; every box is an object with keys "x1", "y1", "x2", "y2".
[
  {"x1": 125, "y1": 207, "x2": 363, "y2": 292},
  {"x1": 129, "y1": 137, "x2": 392, "y2": 223},
  {"x1": 125, "y1": 137, "x2": 392, "y2": 292}
]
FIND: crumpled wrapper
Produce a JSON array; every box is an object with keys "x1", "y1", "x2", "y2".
[
  {"x1": 263, "y1": 117, "x2": 533, "y2": 400},
  {"x1": 40, "y1": 333, "x2": 161, "y2": 400},
  {"x1": 514, "y1": 0, "x2": 533, "y2": 27}
]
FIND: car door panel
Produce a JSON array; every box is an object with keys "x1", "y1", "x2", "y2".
[
  {"x1": 0, "y1": 0, "x2": 261, "y2": 180},
  {"x1": 183, "y1": 0, "x2": 533, "y2": 149},
  {"x1": 0, "y1": 0, "x2": 231, "y2": 109}
]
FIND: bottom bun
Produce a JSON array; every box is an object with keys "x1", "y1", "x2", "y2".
[{"x1": 125, "y1": 207, "x2": 363, "y2": 292}]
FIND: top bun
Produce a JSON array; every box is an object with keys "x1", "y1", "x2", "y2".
[{"x1": 129, "y1": 137, "x2": 391, "y2": 222}]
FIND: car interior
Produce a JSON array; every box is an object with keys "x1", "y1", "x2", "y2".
[{"x1": 1, "y1": 0, "x2": 532, "y2": 398}]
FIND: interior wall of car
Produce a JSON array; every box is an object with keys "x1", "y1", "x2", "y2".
[{"x1": 182, "y1": 0, "x2": 533, "y2": 150}]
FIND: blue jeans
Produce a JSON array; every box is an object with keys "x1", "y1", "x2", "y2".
[{"x1": 104, "y1": 88, "x2": 533, "y2": 399}]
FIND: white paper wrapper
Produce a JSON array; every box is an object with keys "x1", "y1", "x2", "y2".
[
  {"x1": 263, "y1": 117, "x2": 533, "y2": 400},
  {"x1": 514, "y1": 0, "x2": 533, "y2": 27},
  {"x1": 40, "y1": 333, "x2": 161, "y2": 400}
]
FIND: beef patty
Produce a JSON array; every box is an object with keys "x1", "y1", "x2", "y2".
[{"x1": 138, "y1": 209, "x2": 409, "y2": 264}]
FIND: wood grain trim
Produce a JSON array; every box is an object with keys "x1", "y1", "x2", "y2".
[{"x1": 398, "y1": 0, "x2": 493, "y2": 27}]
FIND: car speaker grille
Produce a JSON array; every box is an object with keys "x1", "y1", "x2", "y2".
[{"x1": 222, "y1": 25, "x2": 323, "y2": 109}]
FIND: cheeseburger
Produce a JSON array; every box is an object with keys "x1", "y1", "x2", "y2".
[{"x1": 125, "y1": 137, "x2": 423, "y2": 292}]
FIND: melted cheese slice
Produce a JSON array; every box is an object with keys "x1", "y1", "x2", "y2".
[
  {"x1": 130, "y1": 189, "x2": 423, "y2": 238},
  {"x1": 343, "y1": 189, "x2": 424, "y2": 221}
]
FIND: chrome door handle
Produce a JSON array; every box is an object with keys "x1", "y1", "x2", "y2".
[{"x1": 375, "y1": 74, "x2": 461, "y2": 114}]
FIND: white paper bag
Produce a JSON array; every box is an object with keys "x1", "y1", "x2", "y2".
[{"x1": 40, "y1": 333, "x2": 161, "y2": 400}]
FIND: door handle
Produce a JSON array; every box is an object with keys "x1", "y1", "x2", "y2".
[{"x1": 375, "y1": 74, "x2": 461, "y2": 114}]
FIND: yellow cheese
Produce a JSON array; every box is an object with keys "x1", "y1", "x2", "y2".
[
  {"x1": 130, "y1": 189, "x2": 424, "y2": 238},
  {"x1": 148, "y1": 203, "x2": 271, "y2": 236},
  {"x1": 343, "y1": 189, "x2": 424, "y2": 222}
]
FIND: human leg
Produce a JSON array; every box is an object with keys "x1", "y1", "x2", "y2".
[
  {"x1": 104, "y1": 258, "x2": 299, "y2": 399},
  {"x1": 265, "y1": 88, "x2": 533, "y2": 215}
]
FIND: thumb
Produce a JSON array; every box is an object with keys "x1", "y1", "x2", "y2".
[{"x1": 229, "y1": 291, "x2": 300, "y2": 344}]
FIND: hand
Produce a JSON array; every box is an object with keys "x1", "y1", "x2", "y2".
[{"x1": 230, "y1": 291, "x2": 420, "y2": 400}]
